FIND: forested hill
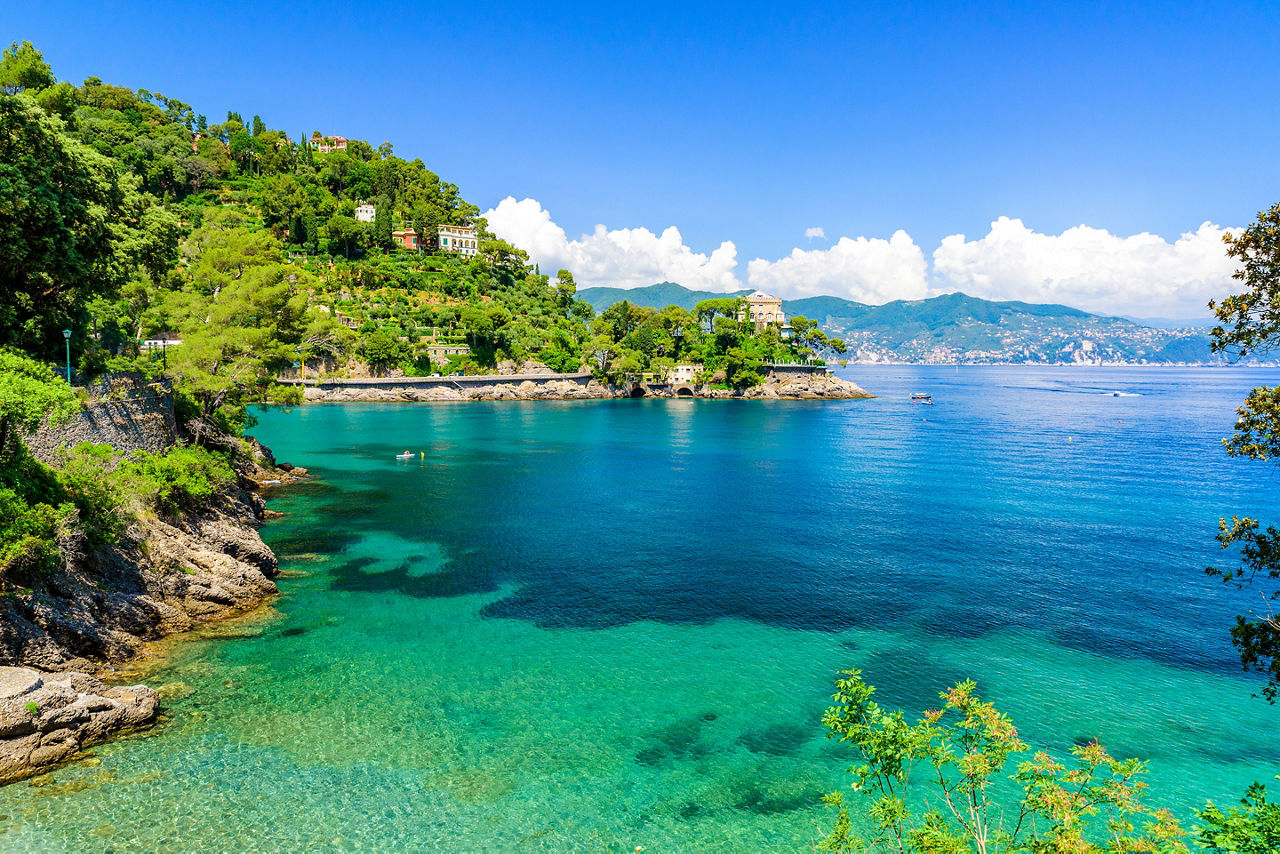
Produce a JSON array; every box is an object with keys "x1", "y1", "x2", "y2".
[{"x1": 580, "y1": 284, "x2": 1220, "y2": 364}]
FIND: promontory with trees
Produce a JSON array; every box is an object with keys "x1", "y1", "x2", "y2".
[{"x1": 2, "y1": 39, "x2": 862, "y2": 412}]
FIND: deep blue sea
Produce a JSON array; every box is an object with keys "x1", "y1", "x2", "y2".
[{"x1": 1, "y1": 366, "x2": 1278, "y2": 851}]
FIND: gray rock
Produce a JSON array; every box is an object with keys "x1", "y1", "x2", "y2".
[
  {"x1": 0, "y1": 668, "x2": 42, "y2": 701},
  {"x1": 0, "y1": 669, "x2": 157, "y2": 784}
]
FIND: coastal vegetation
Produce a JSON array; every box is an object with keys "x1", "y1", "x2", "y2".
[
  {"x1": 817, "y1": 669, "x2": 1280, "y2": 852},
  {"x1": 0, "y1": 348, "x2": 238, "y2": 584},
  {"x1": 817, "y1": 671, "x2": 1186, "y2": 853}
]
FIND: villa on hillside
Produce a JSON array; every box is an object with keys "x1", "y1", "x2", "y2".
[
  {"x1": 430, "y1": 224, "x2": 479, "y2": 257},
  {"x1": 741, "y1": 291, "x2": 786, "y2": 329},
  {"x1": 310, "y1": 133, "x2": 348, "y2": 153},
  {"x1": 355, "y1": 203, "x2": 376, "y2": 223},
  {"x1": 392, "y1": 228, "x2": 419, "y2": 250},
  {"x1": 426, "y1": 343, "x2": 470, "y2": 362},
  {"x1": 643, "y1": 363, "x2": 702, "y2": 384},
  {"x1": 334, "y1": 312, "x2": 361, "y2": 330}
]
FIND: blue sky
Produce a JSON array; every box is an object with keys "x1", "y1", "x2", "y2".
[{"x1": 11, "y1": 1, "x2": 1280, "y2": 315}]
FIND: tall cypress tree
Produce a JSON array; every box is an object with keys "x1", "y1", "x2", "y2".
[{"x1": 374, "y1": 202, "x2": 392, "y2": 249}]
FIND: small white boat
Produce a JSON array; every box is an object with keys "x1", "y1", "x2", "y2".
[
  {"x1": 395, "y1": 450, "x2": 415, "y2": 460},
  {"x1": 910, "y1": 392, "x2": 933, "y2": 405}
]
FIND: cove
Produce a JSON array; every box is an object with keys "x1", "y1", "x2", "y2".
[{"x1": 0, "y1": 365, "x2": 1277, "y2": 851}]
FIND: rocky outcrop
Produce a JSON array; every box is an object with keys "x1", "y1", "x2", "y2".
[
  {"x1": 0, "y1": 477, "x2": 284, "y2": 673},
  {"x1": 0, "y1": 451, "x2": 292, "y2": 785},
  {"x1": 3, "y1": 378, "x2": 301, "y2": 785},
  {"x1": 0, "y1": 666, "x2": 157, "y2": 784},
  {"x1": 721, "y1": 372, "x2": 872, "y2": 399}
]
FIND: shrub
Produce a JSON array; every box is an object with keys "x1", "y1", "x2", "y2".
[
  {"x1": 263, "y1": 383, "x2": 304, "y2": 406},
  {"x1": 818, "y1": 669, "x2": 1187, "y2": 853},
  {"x1": 1199, "y1": 781, "x2": 1280, "y2": 853},
  {"x1": 119, "y1": 446, "x2": 235, "y2": 517},
  {"x1": 0, "y1": 348, "x2": 78, "y2": 459},
  {"x1": 0, "y1": 488, "x2": 73, "y2": 580},
  {"x1": 56, "y1": 442, "x2": 126, "y2": 544}
]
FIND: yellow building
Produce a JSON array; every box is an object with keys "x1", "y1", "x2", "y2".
[{"x1": 743, "y1": 291, "x2": 786, "y2": 328}]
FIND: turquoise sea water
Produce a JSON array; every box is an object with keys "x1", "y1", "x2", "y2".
[{"x1": 2, "y1": 366, "x2": 1280, "y2": 851}]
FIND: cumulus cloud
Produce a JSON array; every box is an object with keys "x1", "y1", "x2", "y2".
[
  {"x1": 483, "y1": 197, "x2": 742, "y2": 292},
  {"x1": 931, "y1": 217, "x2": 1237, "y2": 317},
  {"x1": 747, "y1": 232, "x2": 930, "y2": 303},
  {"x1": 484, "y1": 197, "x2": 1239, "y2": 316}
]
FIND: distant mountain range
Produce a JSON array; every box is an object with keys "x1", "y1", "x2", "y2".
[{"x1": 576, "y1": 283, "x2": 1224, "y2": 365}]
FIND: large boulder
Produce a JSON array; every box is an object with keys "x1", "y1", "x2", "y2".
[{"x1": 0, "y1": 666, "x2": 157, "y2": 784}]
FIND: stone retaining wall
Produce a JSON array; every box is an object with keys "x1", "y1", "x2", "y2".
[{"x1": 25, "y1": 373, "x2": 177, "y2": 464}]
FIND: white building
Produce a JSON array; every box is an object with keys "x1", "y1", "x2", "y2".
[
  {"x1": 669, "y1": 363, "x2": 701, "y2": 383},
  {"x1": 434, "y1": 224, "x2": 479, "y2": 258},
  {"x1": 355, "y1": 203, "x2": 376, "y2": 223}
]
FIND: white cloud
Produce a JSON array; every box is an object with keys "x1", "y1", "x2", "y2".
[
  {"x1": 484, "y1": 197, "x2": 1240, "y2": 316},
  {"x1": 805, "y1": 226, "x2": 825, "y2": 240},
  {"x1": 747, "y1": 232, "x2": 930, "y2": 303},
  {"x1": 482, "y1": 197, "x2": 742, "y2": 292},
  {"x1": 931, "y1": 217, "x2": 1238, "y2": 317}
]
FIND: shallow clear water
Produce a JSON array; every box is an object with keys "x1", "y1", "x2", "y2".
[{"x1": 3, "y1": 366, "x2": 1280, "y2": 851}]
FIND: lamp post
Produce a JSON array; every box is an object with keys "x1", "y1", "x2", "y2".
[{"x1": 62, "y1": 329, "x2": 71, "y2": 383}]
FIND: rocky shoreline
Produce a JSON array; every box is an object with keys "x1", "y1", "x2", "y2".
[
  {"x1": 294, "y1": 369, "x2": 873, "y2": 402},
  {"x1": 0, "y1": 435, "x2": 300, "y2": 783}
]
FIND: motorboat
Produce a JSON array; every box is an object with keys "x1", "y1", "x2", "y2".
[
  {"x1": 395, "y1": 450, "x2": 415, "y2": 460},
  {"x1": 910, "y1": 392, "x2": 933, "y2": 405}
]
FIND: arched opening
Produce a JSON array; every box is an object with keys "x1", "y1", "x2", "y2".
[
  {"x1": 675, "y1": 386, "x2": 695, "y2": 397},
  {"x1": 629, "y1": 385, "x2": 647, "y2": 398}
]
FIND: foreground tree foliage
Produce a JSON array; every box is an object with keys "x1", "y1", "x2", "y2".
[
  {"x1": 1196, "y1": 201, "x2": 1280, "y2": 851},
  {"x1": 153, "y1": 210, "x2": 315, "y2": 437},
  {"x1": 1197, "y1": 781, "x2": 1280, "y2": 853},
  {"x1": 1205, "y1": 202, "x2": 1280, "y2": 703},
  {"x1": 817, "y1": 670, "x2": 1186, "y2": 853}
]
